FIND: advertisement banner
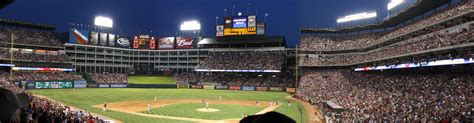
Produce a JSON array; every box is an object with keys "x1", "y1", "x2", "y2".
[
  {"x1": 69, "y1": 29, "x2": 89, "y2": 44},
  {"x1": 191, "y1": 85, "x2": 203, "y2": 89},
  {"x1": 269, "y1": 87, "x2": 283, "y2": 91},
  {"x1": 158, "y1": 37, "x2": 175, "y2": 49},
  {"x1": 108, "y1": 34, "x2": 116, "y2": 47},
  {"x1": 116, "y1": 37, "x2": 130, "y2": 48},
  {"x1": 177, "y1": 85, "x2": 189, "y2": 88},
  {"x1": 216, "y1": 25, "x2": 224, "y2": 37},
  {"x1": 99, "y1": 84, "x2": 110, "y2": 88},
  {"x1": 135, "y1": 35, "x2": 150, "y2": 49},
  {"x1": 248, "y1": 15, "x2": 256, "y2": 27},
  {"x1": 99, "y1": 32, "x2": 108, "y2": 46},
  {"x1": 229, "y1": 86, "x2": 241, "y2": 90},
  {"x1": 242, "y1": 86, "x2": 255, "y2": 91},
  {"x1": 26, "y1": 81, "x2": 35, "y2": 89},
  {"x1": 257, "y1": 23, "x2": 265, "y2": 35},
  {"x1": 286, "y1": 88, "x2": 296, "y2": 93},
  {"x1": 87, "y1": 84, "x2": 98, "y2": 88},
  {"x1": 176, "y1": 37, "x2": 193, "y2": 49},
  {"x1": 224, "y1": 17, "x2": 233, "y2": 28},
  {"x1": 203, "y1": 85, "x2": 215, "y2": 90},
  {"x1": 133, "y1": 36, "x2": 139, "y2": 49},
  {"x1": 90, "y1": 31, "x2": 99, "y2": 45},
  {"x1": 110, "y1": 84, "x2": 127, "y2": 88},
  {"x1": 35, "y1": 81, "x2": 73, "y2": 89},
  {"x1": 215, "y1": 85, "x2": 228, "y2": 90},
  {"x1": 149, "y1": 36, "x2": 156, "y2": 49},
  {"x1": 74, "y1": 80, "x2": 87, "y2": 88},
  {"x1": 256, "y1": 87, "x2": 268, "y2": 91}
]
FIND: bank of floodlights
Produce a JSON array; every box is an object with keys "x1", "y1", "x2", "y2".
[
  {"x1": 336, "y1": 11, "x2": 377, "y2": 23},
  {"x1": 180, "y1": 20, "x2": 201, "y2": 31},
  {"x1": 388, "y1": 0, "x2": 404, "y2": 10},
  {"x1": 94, "y1": 16, "x2": 113, "y2": 28}
]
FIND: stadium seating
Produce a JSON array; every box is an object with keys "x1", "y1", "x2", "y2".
[
  {"x1": 197, "y1": 51, "x2": 285, "y2": 70},
  {"x1": 296, "y1": 69, "x2": 473, "y2": 122},
  {"x1": 91, "y1": 73, "x2": 128, "y2": 84},
  {"x1": 173, "y1": 73, "x2": 295, "y2": 87},
  {"x1": 0, "y1": 28, "x2": 62, "y2": 46},
  {"x1": 0, "y1": 77, "x2": 107, "y2": 122},
  {"x1": 3, "y1": 72, "x2": 84, "y2": 81},
  {"x1": 300, "y1": 1, "x2": 473, "y2": 52},
  {"x1": 0, "y1": 48, "x2": 71, "y2": 63},
  {"x1": 301, "y1": 23, "x2": 474, "y2": 66}
]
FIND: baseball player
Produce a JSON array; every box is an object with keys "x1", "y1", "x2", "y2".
[
  {"x1": 103, "y1": 102, "x2": 107, "y2": 112},
  {"x1": 147, "y1": 102, "x2": 151, "y2": 112}
]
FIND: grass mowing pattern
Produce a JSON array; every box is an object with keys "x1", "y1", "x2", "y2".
[
  {"x1": 274, "y1": 102, "x2": 308, "y2": 123},
  {"x1": 32, "y1": 88, "x2": 301, "y2": 123},
  {"x1": 143, "y1": 103, "x2": 263, "y2": 120},
  {"x1": 128, "y1": 76, "x2": 176, "y2": 84}
]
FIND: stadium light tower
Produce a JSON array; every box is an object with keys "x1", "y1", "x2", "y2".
[
  {"x1": 180, "y1": 20, "x2": 201, "y2": 31},
  {"x1": 337, "y1": 11, "x2": 377, "y2": 23},
  {"x1": 94, "y1": 16, "x2": 113, "y2": 28}
]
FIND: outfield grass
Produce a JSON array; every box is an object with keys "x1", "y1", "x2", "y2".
[
  {"x1": 128, "y1": 76, "x2": 176, "y2": 84},
  {"x1": 32, "y1": 88, "x2": 306, "y2": 123},
  {"x1": 144, "y1": 103, "x2": 263, "y2": 120}
]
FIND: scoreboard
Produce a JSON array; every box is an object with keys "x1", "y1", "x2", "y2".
[{"x1": 217, "y1": 15, "x2": 265, "y2": 37}]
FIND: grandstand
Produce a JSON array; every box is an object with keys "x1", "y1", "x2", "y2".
[
  {"x1": 298, "y1": 0, "x2": 474, "y2": 122},
  {"x1": 0, "y1": 0, "x2": 473, "y2": 123}
]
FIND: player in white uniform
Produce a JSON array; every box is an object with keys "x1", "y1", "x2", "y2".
[
  {"x1": 205, "y1": 101, "x2": 209, "y2": 110},
  {"x1": 147, "y1": 102, "x2": 151, "y2": 112},
  {"x1": 103, "y1": 102, "x2": 107, "y2": 112}
]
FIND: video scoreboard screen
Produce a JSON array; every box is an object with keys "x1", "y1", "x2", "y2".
[{"x1": 217, "y1": 15, "x2": 264, "y2": 37}]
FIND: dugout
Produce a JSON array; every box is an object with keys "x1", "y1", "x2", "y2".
[{"x1": 323, "y1": 101, "x2": 344, "y2": 114}]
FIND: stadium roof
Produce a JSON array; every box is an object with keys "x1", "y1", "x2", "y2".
[
  {"x1": 301, "y1": 0, "x2": 450, "y2": 33},
  {"x1": 198, "y1": 36, "x2": 286, "y2": 47},
  {"x1": 0, "y1": 0, "x2": 14, "y2": 9},
  {"x1": 0, "y1": 19, "x2": 56, "y2": 30}
]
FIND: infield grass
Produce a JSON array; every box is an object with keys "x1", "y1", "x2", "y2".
[
  {"x1": 32, "y1": 88, "x2": 307, "y2": 123},
  {"x1": 128, "y1": 76, "x2": 176, "y2": 84},
  {"x1": 143, "y1": 103, "x2": 263, "y2": 120}
]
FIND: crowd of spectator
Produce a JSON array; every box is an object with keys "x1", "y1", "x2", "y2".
[
  {"x1": 0, "y1": 76, "x2": 109, "y2": 123},
  {"x1": 296, "y1": 69, "x2": 473, "y2": 122},
  {"x1": 4, "y1": 72, "x2": 84, "y2": 81},
  {"x1": 91, "y1": 73, "x2": 128, "y2": 84},
  {"x1": 173, "y1": 73, "x2": 294, "y2": 87},
  {"x1": 197, "y1": 51, "x2": 285, "y2": 70},
  {"x1": 0, "y1": 28, "x2": 63, "y2": 46},
  {"x1": 302, "y1": 23, "x2": 474, "y2": 66},
  {"x1": 300, "y1": 0, "x2": 473, "y2": 51},
  {"x1": 0, "y1": 48, "x2": 71, "y2": 63}
]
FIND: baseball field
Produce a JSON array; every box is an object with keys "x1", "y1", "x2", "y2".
[{"x1": 32, "y1": 88, "x2": 312, "y2": 123}]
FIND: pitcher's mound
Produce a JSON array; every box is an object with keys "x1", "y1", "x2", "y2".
[{"x1": 196, "y1": 108, "x2": 219, "y2": 112}]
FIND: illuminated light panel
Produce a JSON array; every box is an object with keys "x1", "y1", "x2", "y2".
[
  {"x1": 195, "y1": 69, "x2": 280, "y2": 73},
  {"x1": 180, "y1": 20, "x2": 201, "y2": 31},
  {"x1": 94, "y1": 16, "x2": 113, "y2": 28},
  {"x1": 337, "y1": 12, "x2": 377, "y2": 23},
  {"x1": 388, "y1": 0, "x2": 404, "y2": 10},
  {"x1": 12, "y1": 67, "x2": 75, "y2": 72},
  {"x1": 354, "y1": 58, "x2": 474, "y2": 71}
]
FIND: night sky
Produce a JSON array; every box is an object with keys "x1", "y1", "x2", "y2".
[{"x1": 0, "y1": 0, "x2": 392, "y2": 47}]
